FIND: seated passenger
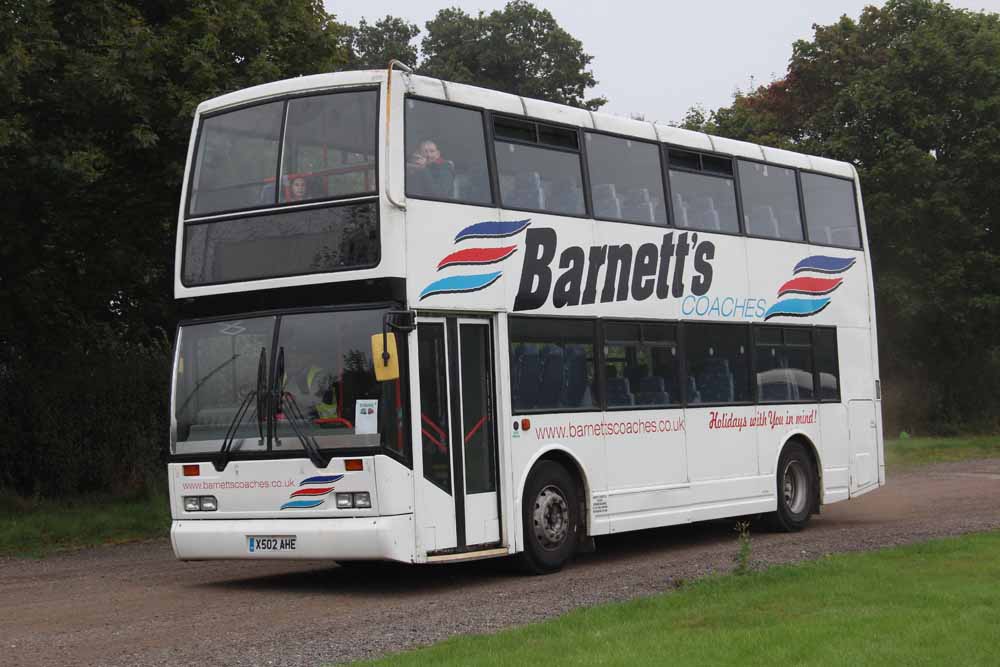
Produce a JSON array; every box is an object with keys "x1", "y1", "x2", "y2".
[
  {"x1": 286, "y1": 176, "x2": 308, "y2": 202},
  {"x1": 408, "y1": 140, "x2": 455, "y2": 198}
]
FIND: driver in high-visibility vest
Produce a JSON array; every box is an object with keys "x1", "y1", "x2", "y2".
[
  {"x1": 304, "y1": 364, "x2": 339, "y2": 420},
  {"x1": 285, "y1": 353, "x2": 339, "y2": 420}
]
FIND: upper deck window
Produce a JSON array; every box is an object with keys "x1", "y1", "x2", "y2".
[
  {"x1": 279, "y1": 92, "x2": 378, "y2": 205},
  {"x1": 405, "y1": 99, "x2": 492, "y2": 205},
  {"x1": 493, "y1": 117, "x2": 585, "y2": 216},
  {"x1": 182, "y1": 202, "x2": 378, "y2": 286},
  {"x1": 188, "y1": 89, "x2": 378, "y2": 218},
  {"x1": 801, "y1": 173, "x2": 861, "y2": 249},
  {"x1": 667, "y1": 149, "x2": 739, "y2": 234},
  {"x1": 738, "y1": 160, "x2": 804, "y2": 241},
  {"x1": 189, "y1": 101, "x2": 284, "y2": 217},
  {"x1": 586, "y1": 133, "x2": 667, "y2": 226}
]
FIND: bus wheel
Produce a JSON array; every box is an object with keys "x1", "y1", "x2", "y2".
[
  {"x1": 520, "y1": 461, "x2": 580, "y2": 574},
  {"x1": 768, "y1": 441, "x2": 815, "y2": 532}
]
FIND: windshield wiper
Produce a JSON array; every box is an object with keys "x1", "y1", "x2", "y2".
[
  {"x1": 254, "y1": 346, "x2": 267, "y2": 443},
  {"x1": 274, "y1": 346, "x2": 328, "y2": 469},
  {"x1": 177, "y1": 352, "x2": 240, "y2": 416},
  {"x1": 214, "y1": 347, "x2": 266, "y2": 471}
]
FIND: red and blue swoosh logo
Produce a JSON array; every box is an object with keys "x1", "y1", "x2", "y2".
[
  {"x1": 764, "y1": 255, "x2": 856, "y2": 320},
  {"x1": 420, "y1": 220, "x2": 531, "y2": 300},
  {"x1": 279, "y1": 474, "x2": 344, "y2": 510}
]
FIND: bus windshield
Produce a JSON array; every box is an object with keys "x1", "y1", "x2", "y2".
[{"x1": 172, "y1": 307, "x2": 408, "y2": 461}]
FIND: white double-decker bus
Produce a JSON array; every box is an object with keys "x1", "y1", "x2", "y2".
[{"x1": 169, "y1": 66, "x2": 884, "y2": 572}]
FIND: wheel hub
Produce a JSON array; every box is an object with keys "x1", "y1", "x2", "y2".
[
  {"x1": 533, "y1": 484, "x2": 569, "y2": 550},
  {"x1": 782, "y1": 459, "x2": 809, "y2": 514}
]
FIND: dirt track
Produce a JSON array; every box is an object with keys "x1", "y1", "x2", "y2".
[{"x1": 3, "y1": 459, "x2": 999, "y2": 667}]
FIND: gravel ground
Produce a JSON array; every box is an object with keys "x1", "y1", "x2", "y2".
[{"x1": 2, "y1": 459, "x2": 999, "y2": 667}]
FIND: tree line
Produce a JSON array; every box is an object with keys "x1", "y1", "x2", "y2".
[
  {"x1": 680, "y1": 0, "x2": 999, "y2": 436},
  {"x1": 0, "y1": 0, "x2": 995, "y2": 498}
]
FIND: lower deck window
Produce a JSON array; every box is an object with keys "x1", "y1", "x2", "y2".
[
  {"x1": 509, "y1": 316, "x2": 842, "y2": 412},
  {"x1": 604, "y1": 322, "x2": 680, "y2": 408},
  {"x1": 685, "y1": 323, "x2": 752, "y2": 404},
  {"x1": 755, "y1": 327, "x2": 814, "y2": 401},
  {"x1": 509, "y1": 318, "x2": 596, "y2": 411}
]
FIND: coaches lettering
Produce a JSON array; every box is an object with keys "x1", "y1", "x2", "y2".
[{"x1": 513, "y1": 229, "x2": 716, "y2": 312}]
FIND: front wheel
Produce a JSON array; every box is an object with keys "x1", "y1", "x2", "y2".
[
  {"x1": 519, "y1": 461, "x2": 580, "y2": 574},
  {"x1": 767, "y1": 441, "x2": 816, "y2": 532}
]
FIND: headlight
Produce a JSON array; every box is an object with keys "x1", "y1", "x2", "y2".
[
  {"x1": 336, "y1": 493, "x2": 353, "y2": 509},
  {"x1": 184, "y1": 496, "x2": 217, "y2": 511},
  {"x1": 353, "y1": 492, "x2": 371, "y2": 509}
]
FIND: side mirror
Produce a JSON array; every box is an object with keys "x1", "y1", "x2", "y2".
[{"x1": 371, "y1": 332, "x2": 399, "y2": 382}]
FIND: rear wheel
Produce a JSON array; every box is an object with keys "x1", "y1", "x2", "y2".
[
  {"x1": 519, "y1": 461, "x2": 580, "y2": 574},
  {"x1": 768, "y1": 441, "x2": 816, "y2": 532}
]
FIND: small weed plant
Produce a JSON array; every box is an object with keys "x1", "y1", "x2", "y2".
[{"x1": 734, "y1": 520, "x2": 752, "y2": 575}]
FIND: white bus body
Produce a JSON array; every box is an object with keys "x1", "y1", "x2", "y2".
[{"x1": 169, "y1": 69, "x2": 883, "y2": 570}]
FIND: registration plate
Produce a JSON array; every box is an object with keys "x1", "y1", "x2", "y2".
[{"x1": 248, "y1": 535, "x2": 297, "y2": 553}]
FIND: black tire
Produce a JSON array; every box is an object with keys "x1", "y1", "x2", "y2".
[
  {"x1": 519, "y1": 461, "x2": 580, "y2": 574},
  {"x1": 767, "y1": 441, "x2": 817, "y2": 532}
]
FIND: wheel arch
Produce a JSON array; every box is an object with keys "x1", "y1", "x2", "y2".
[
  {"x1": 774, "y1": 431, "x2": 824, "y2": 507},
  {"x1": 514, "y1": 445, "x2": 591, "y2": 549}
]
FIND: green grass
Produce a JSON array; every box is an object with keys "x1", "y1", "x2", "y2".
[
  {"x1": 885, "y1": 434, "x2": 1000, "y2": 468},
  {"x1": 0, "y1": 492, "x2": 170, "y2": 557},
  {"x1": 357, "y1": 531, "x2": 1000, "y2": 666}
]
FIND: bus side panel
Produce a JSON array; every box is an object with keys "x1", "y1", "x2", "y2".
[
  {"x1": 405, "y1": 200, "x2": 504, "y2": 312},
  {"x1": 838, "y1": 326, "x2": 880, "y2": 496},
  {"x1": 685, "y1": 406, "x2": 760, "y2": 482},
  {"x1": 515, "y1": 414, "x2": 608, "y2": 539},
  {"x1": 747, "y1": 244, "x2": 869, "y2": 328},
  {"x1": 374, "y1": 455, "x2": 414, "y2": 516},
  {"x1": 819, "y1": 402, "x2": 851, "y2": 504}
]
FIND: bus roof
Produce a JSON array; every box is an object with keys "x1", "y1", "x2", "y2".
[{"x1": 195, "y1": 69, "x2": 855, "y2": 180}]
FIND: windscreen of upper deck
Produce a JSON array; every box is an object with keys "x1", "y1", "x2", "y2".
[{"x1": 182, "y1": 88, "x2": 379, "y2": 286}]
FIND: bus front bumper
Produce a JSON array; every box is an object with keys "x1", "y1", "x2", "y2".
[{"x1": 170, "y1": 515, "x2": 415, "y2": 562}]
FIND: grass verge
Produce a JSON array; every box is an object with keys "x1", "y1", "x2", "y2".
[
  {"x1": 885, "y1": 434, "x2": 1000, "y2": 468},
  {"x1": 0, "y1": 492, "x2": 170, "y2": 558},
  {"x1": 357, "y1": 531, "x2": 1000, "y2": 666}
]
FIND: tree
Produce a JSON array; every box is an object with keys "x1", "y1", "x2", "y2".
[
  {"x1": 674, "y1": 105, "x2": 709, "y2": 132},
  {"x1": 345, "y1": 15, "x2": 419, "y2": 70},
  {"x1": 419, "y1": 1, "x2": 606, "y2": 110},
  {"x1": 0, "y1": 0, "x2": 351, "y2": 495},
  {"x1": 1, "y1": 0, "x2": 348, "y2": 350},
  {"x1": 693, "y1": 0, "x2": 1000, "y2": 432}
]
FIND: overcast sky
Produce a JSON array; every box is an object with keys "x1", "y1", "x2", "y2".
[{"x1": 328, "y1": 0, "x2": 1000, "y2": 123}]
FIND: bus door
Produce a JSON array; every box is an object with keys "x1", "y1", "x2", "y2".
[{"x1": 416, "y1": 316, "x2": 501, "y2": 553}]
